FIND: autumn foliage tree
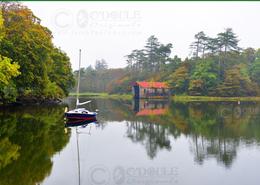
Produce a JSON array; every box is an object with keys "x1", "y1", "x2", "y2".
[
  {"x1": 0, "y1": 2, "x2": 74, "y2": 103},
  {"x1": 0, "y1": 6, "x2": 20, "y2": 103}
]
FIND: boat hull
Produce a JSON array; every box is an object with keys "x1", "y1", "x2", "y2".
[{"x1": 65, "y1": 113, "x2": 96, "y2": 120}]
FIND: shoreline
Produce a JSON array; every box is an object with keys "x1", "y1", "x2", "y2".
[
  {"x1": 69, "y1": 92, "x2": 132, "y2": 100},
  {"x1": 172, "y1": 96, "x2": 260, "y2": 102},
  {"x1": 69, "y1": 93, "x2": 260, "y2": 102},
  {"x1": 2, "y1": 93, "x2": 260, "y2": 106}
]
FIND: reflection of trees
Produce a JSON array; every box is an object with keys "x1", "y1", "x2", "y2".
[
  {"x1": 96, "y1": 99, "x2": 260, "y2": 168},
  {"x1": 126, "y1": 121, "x2": 171, "y2": 159},
  {"x1": 0, "y1": 112, "x2": 20, "y2": 170},
  {"x1": 172, "y1": 102, "x2": 260, "y2": 167},
  {"x1": 190, "y1": 135, "x2": 238, "y2": 167},
  {"x1": 0, "y1": 137, "x2": 20, "y2": 169},
  {"x1": 0, "y1": 105, "x2": 70, "y2": 185},
  {"x1": 66, "y1": 98, "x2": 260, "y2": 168}
]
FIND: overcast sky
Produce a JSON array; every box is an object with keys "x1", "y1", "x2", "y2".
[{"x1": 23, "y1": 1, "x2": 260, "y2": 70}]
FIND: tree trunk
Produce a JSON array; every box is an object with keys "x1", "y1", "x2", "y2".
[{"x1": 196, "y1": 38, "x2": 199, "y2": 59}]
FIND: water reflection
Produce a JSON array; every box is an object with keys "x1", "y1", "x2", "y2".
[
  {"x1": 64, "y1": 119, "x2": 97, "y2": 185},
  {"x1": 0, "y1": 105, "x2": 70, "y2": 185},
  {"x1": 190, "y1": 135, "x2": 238, "y2": 167},
  {"x1": 133, "y1": 99, "x2": 169, "y2": 116},
  {"x1": 126, "y1": 121, "x2": 172, "y2": 159},
  {"x1": 1, "y1": 98, "x2": 260, "y2": 185},
  {"x1": 184, "y1": 102, "x2": 260, "y2": 167},
  {"x1": 67, "y1": 97, "x2": 260, "y2": 167},
  {"x1": 88, "y1": 99, "x2": 260, "y2": 167}
]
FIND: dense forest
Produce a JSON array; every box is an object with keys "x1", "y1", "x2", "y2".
[
  {"x1": 78, "y1": 30, "x2": 260, "y2": 97},
  {"x1": 0, "y1": 2, "x2": 74, "y2": 104}
]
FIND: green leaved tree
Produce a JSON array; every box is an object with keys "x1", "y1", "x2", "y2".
[
  {"x1": 0, "y1": 7, "x2": 20, "y2": 103},
  {"x1": 189, "y1": 58, "x2": 219, "y2": 95},
  {"x1": 0, "y1": 2, "x2": 74, "y2": 102}
]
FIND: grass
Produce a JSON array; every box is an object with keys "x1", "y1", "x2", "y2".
[
  {"x1": 69, "y1": 92, "x2": 260, "y2": 102},
  {"x1": 172, "y1": 95, "x2": 260, "y2": 102},
  {"x1": 69, "y1": 92, "x2": 132, "y2": 100}
]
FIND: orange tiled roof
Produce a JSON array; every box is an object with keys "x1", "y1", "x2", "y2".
[{"x1": 134, "y1": 81, "x2": 169, "y2": 88}]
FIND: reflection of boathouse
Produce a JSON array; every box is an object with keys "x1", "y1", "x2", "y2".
[
  {"x1": 133, "y1": 99, "x2": 169, "y2": 116},
  {"x1": 132, "y1": 81, "x2": 170, "y2": 99}
]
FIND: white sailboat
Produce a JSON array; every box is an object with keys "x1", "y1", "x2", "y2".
[{"x1": 65, "y1": 49, "x2": 97, "y2": 121}]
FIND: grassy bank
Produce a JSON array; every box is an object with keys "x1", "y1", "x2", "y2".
[
  {"x1": 172, "y1": 95, "x2": 260, "y2": 102},
  {"x1": 69, "y1": 92, "x2": 260, "y2": 102},
  {"x1": 69, "y1": 92, "x2": 132, "y2": 100}
]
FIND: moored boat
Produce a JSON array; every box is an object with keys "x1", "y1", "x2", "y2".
[
  {"x1": 65, "y1": 108, "x2": 97, "y2": 120},
  {"x1": 65, "y1": 49, "x2": 98, "y2": 122}
]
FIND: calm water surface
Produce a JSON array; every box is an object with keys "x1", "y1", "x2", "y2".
[{"x1": 1, "y1": 97, "x2": 260, "y2": 185}]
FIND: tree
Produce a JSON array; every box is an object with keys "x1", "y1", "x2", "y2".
[
  {"x1": 144, "y1": 35, "x2": 160, "y2": 71},
  {"x1": 0, "y1": 55, "x2": 20, "y2": 102},
  {"x1": 126, "y1": 53, "x2": 134, "y2": 69},
  {"x1": 126, "y1": 36, "x2": 172, "y2": 73},
  {"x1": 0, "y1": 2, "x2": 74, "y2": 102},
  {"x1": 189, "y1": 58, "x2": 219, "y2": 95},
  {"x1": 255, "y1": 48, "x2": 260, "y2": 59},
  {"x1": 250, "y1": 52, "x2": 260, "y2": 85},
  {"x1": 157, "y1": 43, "x2": 173, "y2": 70},
  {"x1": 217, "y1": 28, "x2": 240, "y2": 58},
  {"x1": 0, "y1": 4, "x2": 20, "y2": 103},
  {"x1": 207, "y1": 28, "x2": 241, "y2": 81},
  {"x1": 242, "y1": 47, "x2": 256, "y2": 64},
  {"x1": 190, "y1": 31, "x2": 207, "y2": 59},
  {"x1": 48, "y1": 47, "x2": 75, "y2": 96},
  {"x1": 0, "y1": 7, "x2": 4, "y2": 40},
  {"x1": 168, "y1": 62, "x2": 190, "y2": 94},
  {"x1": 204, "y1": 37, "x2": 219, "y2": 55},
  {"x1": 1, "y1": 3, "x2": 52, "y2": 95},
  {"x1": 129, "y1": 49, "x2": 146, "y2": 71},
  {"x1": 165, "y1": 55, "x2": 181, "y2": 72},
  {"x1": 216, "y1": 64, "x2": 258, "y2": 96},
  {"x1": 95, "y1": 59, "x2": 108, "y2": 71}
]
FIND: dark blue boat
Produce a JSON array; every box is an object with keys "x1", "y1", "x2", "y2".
[
  {"x1": 65, "y1": 108, "x2": 97, "y2": 120},
  {"x1": 64, "y1": 49, "x2": 98, "y2": 123}
]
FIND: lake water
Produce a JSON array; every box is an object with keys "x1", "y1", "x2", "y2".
[{"x1": 1, "y1": 97, "x2": 260, "y2": 185}]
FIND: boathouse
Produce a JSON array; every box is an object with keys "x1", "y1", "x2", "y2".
[{"x1": 132, "y1": 81, "x2": 170, "y2": 99}]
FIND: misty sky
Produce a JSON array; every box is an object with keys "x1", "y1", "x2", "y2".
[{"x1": 23, "y1": 1, "x2": 260, "y2": 70}]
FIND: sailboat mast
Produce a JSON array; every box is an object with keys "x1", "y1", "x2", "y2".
[
  {"x1": 75, "y1": 49, "x2": 91, "y2": 107},
  {"x1": 76, "y1": 49, "x2": 81, "y2": 108}
]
